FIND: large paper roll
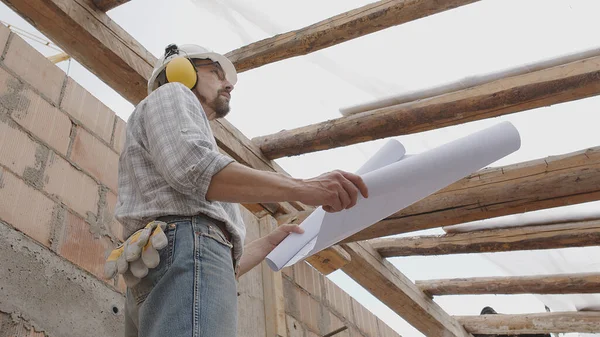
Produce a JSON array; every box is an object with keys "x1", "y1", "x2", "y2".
[{"x1": 266, "y1": 121, "x2": 521, "y2": 271}]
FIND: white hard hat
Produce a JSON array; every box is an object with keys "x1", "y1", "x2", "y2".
[{"x1": 147, "y1": 44, "x2": 238, "y2": 95}]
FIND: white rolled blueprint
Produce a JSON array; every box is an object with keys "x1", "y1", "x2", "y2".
[{"x1": 265, "y1": 121, "x2": 521, "y2": 271}]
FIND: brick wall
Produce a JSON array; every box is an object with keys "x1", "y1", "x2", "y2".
[
  {"x1": 0, "y1": 23, "x2": 125, "y2": 292},
  {"x1": 0, "y1": 22, "x2": 400, "y2": 337},
  {"x1": 0, "y1": 23, "x2": 126, "y2": 337}
]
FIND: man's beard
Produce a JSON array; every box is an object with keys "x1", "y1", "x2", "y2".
[
  {"x1": 199, "y1": 93, "x2": 230, "y2": 118},
  {"x1": 213, "y1": 96, "x2": 230, "y2": 118}
]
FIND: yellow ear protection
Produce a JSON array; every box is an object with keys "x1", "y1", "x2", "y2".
[{"x1": 164, "y1": 44, "x2": 198, "y2": 90}]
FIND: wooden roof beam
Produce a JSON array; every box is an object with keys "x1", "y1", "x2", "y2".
[
  {"x1": 340, "y1": 241, "x2": 472, "y2": 337},
  {"x1": 370, "y1": 219, "x2": 600, "y2": 257},
  {"x1": 225, "y1": 0, "x2": 480, "y2": 72},
  {"x1": 254, "y1": 54, "x2": 600, "y2": 159},
  {"x1": 340, "y1": 47, "x2": 600, "y2": 116},
  {"x1": 345, "y1": 146, "x2": 600, "y2": 242},
  {"x1": 92, "y1": 0, "x2": 128, "y2": 12},
  {"x1": 456, "y1": 312, "x2": 600, "y2": 335},
  {"x1": 417, "y1": 273, "x2": 600, "y2": 297}
]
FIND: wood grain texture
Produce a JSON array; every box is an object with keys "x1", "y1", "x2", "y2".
[
  {"x1": 238, "y1": 207, "x2": 268, "y2": 337},
  {"x1": 416, "y1": 273, "x2": 600, "y2": 296},
  {"x1": 254, "y1": 55, "x2": 600, "y2": 159},
  {"x1": 370, "y1": 220, "x2": 600, "y2": 257},
  {"x1": 456, "y1": 312, "x2": 600, "y2": 334},
  {"x1": 225, "y1": 0, "x2": 479, "y2": 72},
  {"x1": 340, "y1": 241, "x2": 472, "y2": 337},
  {"x1": 260, "y1": 216, "x2": 288, "y2": 337}
]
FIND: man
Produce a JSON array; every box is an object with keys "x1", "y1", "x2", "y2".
[{"x1": 114, "y1": 44, "x2": 368, "y2": 337}]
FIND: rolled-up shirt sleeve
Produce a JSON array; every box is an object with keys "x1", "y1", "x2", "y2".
[{"x1": 142, "y1": 83, "x2": 234, "y2": 200}]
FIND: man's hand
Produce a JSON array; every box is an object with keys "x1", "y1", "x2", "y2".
[
  {"x1": 265, "y1": 224, "x2": 305, "y2": 250},
  {"x1": 236, "y1": 224, "x2": 305, "y2": 279},
  {"x1": 299, "y1": 170, "x2": 369, "y2": 213}
]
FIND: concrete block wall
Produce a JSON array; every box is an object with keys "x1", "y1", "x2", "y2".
[
  {"x1": 282, "y1": 262, "x2": 402, "y2": 337},
  {"x1": 0, "y1": 22, "x2": 401, "y2": 337}
]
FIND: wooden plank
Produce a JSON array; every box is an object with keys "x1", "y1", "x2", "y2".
[
  {"x1": 340, "y1": 241, "x2": 472, "y2": 337},
  {"x1": 371, "y1": 220, "x2": 600, "y2": 257},
  {"x1": 416, "y1": 273, "x2": 600, "y2": 296},
  {"x1": 254, "y1": 55, "x2": 600, "y2": 159},
  {"x1": 259, "y1": 216, "x2": 287, "y2": 337},
  {"x1": 456, "y1": 312, "x2": 600, "y2": 335},
  {"x1": 92, "y1": 0, "x2": 128, "y2": 11},
  {"x1": 225, "y1": 0, "x2": 480, "y2": 72},
  {"x1": 344, "y1": 146, "x2": 600, "y2": 242},
  {"x1": 238, "y1": 208, "x2": 269, "y2": 337},
  {"x1": 304, "y1": 246, "x2": 351, "y2": 276}
]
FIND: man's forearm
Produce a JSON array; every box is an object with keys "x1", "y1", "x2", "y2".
[
  {"x1": 236, "y1": 237, "x2": 274, "y2": 278},
  {"x1": 206, "y1": 162, "x2": 303, "y2": 203},
  {"x1": 236, "y1": 224, "x2": 304, "y2": 279}
]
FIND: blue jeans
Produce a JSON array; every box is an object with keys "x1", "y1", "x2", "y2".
[{"x1": 124, "y1": 215, "x2": 238, "y2": 337}]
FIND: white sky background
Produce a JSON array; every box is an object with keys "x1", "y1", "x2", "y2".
[{"x1": 2, "y1": 0, "x2": 600, "y2": 336}]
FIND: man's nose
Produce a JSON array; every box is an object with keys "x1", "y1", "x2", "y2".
[{"x1": 223, "y1": 80, "x2": 234, "y2": 92}]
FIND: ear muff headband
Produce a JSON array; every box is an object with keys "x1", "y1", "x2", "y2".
[{"x1": 165, "y1": 57, "x2": 197, "y2": 90}]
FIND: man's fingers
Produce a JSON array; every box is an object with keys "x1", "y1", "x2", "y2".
[
  {"x1": 339, "y1": 177, "x2": 359, "y2": 209},
  {"x1": 266, "y1": 224, "x2": 305, "y2": 247},
  {"x1": 337, "y1": 186, "x2": 352, "y2": 210},
  {"x1": 325, "y1": 190, "x2": 343, "y2": 213},
  {"x1": 341, "y1": 172, "x2": 369, "y2": 198},
  {"x1": 280, "y1": 224, "x2": 304, "y2": 234}
]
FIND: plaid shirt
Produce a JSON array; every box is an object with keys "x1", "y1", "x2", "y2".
[{"x1": 115, "y1": 83, "x2": 246, "y2": 263}]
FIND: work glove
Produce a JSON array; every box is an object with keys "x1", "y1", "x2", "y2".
[{"x1": 104, "y1": 220, "x2": 168, "y2": 287}]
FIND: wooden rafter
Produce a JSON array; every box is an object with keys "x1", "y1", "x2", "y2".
[
  {"x1": 417, "y1": 273, "x2": 600, "y2": 296},
  {"x1": 254, "y1": 55, "x2": 600, "y2": 159},
  {"x1": 344, "y1": 146, "x2": 600, "y2": 242},
  {"x1": 370, "y1": 220, "x2": 600, "y2": 257},
  {"x1": 340, "y1": 242, "x2": 472, "y2": 337},
  {"x1": 92, "y1": 0, "x2": 128, "y2": 11},
  {"x1": 340, "y1": 48, "x2": 600, "y2": 116},
  {"x1": 456, "y1": 312, "x2": 600, "y2": 335},
  {"x1": 225, "y1": 0, "x2": 480, "y2": 72}
]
